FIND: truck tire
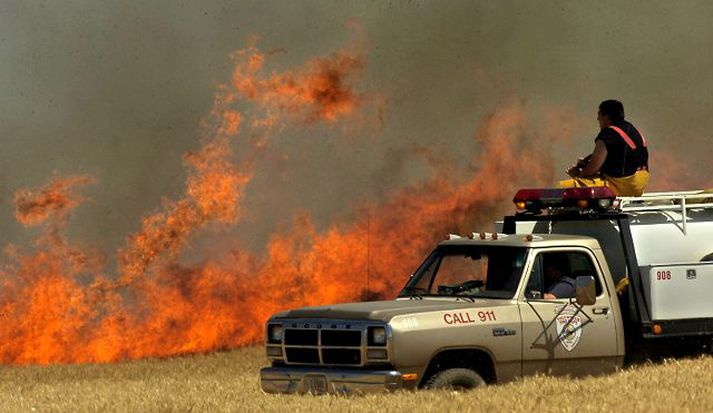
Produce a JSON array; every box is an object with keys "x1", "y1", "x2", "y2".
[{"x1": 425, "y1": 368, "x2": 486, "y2": 390}]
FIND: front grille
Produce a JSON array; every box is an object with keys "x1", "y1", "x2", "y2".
[
  {"x1": 322, "y1": 348, "x2": 360, "y2": 365},
  {"x1": 285, "y1": 348, "x2": 320, "y2": 364},
  {"x1": 282, "y1": 324, "x2": 367, "y2": 366},
  {"x1": 284, "y1": 329, "x2": 318, "y2": 346},
  {"x1": 321, "y1": 330, "x2": 361, "y2": 346}
]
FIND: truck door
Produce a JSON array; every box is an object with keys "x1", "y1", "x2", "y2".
[{"x1": 519, "y1": 248, "x2": 619, "y2": 376}]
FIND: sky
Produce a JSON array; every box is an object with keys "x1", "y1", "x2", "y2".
[{"x1": 2, "y1": 0, "x2": 713, "y2": 258}]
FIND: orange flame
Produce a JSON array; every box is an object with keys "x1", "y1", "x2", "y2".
[
  {"x1": 647, "y1": 150, "x2": 709, "y2": 191},
  {"x1": 231, "y1": 36, "x2": 365, "y2": 127},
  {"x1": 13, "y1": 175, "x2": 94, "y2": 227},
  {"x1": 118, "y1": 136, "x2": 251, "y2": 284}
]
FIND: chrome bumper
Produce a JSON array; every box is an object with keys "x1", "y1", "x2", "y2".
[{"x1": 260, "y1": 366, "x2": 403, "y2": 394}]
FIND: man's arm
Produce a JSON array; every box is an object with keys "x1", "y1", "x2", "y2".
[
  {"x1": 545, "y1": 278, "x2": 577, "y2": 299},
  {"x1": 571, "y1": 140, "x2": 608, "y2": 178}
]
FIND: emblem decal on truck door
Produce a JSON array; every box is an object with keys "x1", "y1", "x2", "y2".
[
  {"x1": 492, "y1": 328, "x2": 516, "y2": 337},
  {"x1": 555, "y1": 306, "x2": 583, "y2": 351}
]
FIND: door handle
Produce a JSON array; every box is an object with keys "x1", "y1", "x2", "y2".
[{"x1": 592, "y1": 307, "x2": 609, "y2": 315}]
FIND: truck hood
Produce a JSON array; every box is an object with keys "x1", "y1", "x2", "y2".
[{"x1": 273, "y1": 298, "x2": 515, "y2": 322}]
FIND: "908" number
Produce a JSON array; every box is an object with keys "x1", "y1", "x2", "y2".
[{"x1": 656, "y1": 270, "x2": 672, "y2": 281}]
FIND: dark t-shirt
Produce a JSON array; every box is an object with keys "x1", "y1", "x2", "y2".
[
  {"x1": 595, "y1": 120, "x2": 649, "y2": 177},
  {"x1": 548, "y1": 276, "x2": 576, "y2": 298}
]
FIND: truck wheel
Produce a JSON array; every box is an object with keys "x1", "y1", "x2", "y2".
[{"x1": 425, "y1": 368, "x2": 486, "y2": 390}]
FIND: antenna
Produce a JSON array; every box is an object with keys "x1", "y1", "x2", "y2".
[{"x1": 366, "y1": 211, "x2": 371, "y2": 301}]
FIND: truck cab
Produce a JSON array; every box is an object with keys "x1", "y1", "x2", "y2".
[{"x1": 260, "y1": 187, "x2": 713, "y2": 394}]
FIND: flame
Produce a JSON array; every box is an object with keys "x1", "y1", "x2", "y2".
[
  {"x1": 647, "y1": 150, "x2": 709, "y2": 191},
  {"x1": 13, "y1": 175, "x2": 94, "y2": 227},
  {"x1": 117, "y1": 136, "x2": 251, "y2": 284},
  {"x1": 231, "y1": 35, "x2": 366, "y2": 126}
]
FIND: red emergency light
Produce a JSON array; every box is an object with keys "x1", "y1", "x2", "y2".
[{"x1": 513, "y1": 186, "x2": 617, "y2": 212}]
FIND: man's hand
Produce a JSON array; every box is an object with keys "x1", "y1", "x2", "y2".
[
  {"x1": 543, "y1": 293, "x2": 557, "y2": 299},
  {"x1": 576, "y1": 156, "x2": 591, "y2": 168},
  {"x1": 567, "y1": 155, "x2": 592, "y2": 177},
  {"x1": 566, "y1": 165, "x2": 580, "y2": 177}
]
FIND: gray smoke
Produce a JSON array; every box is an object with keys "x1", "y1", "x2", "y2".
[{"x1": 2, "y1": 0, "x2": 712, "y2": 258}]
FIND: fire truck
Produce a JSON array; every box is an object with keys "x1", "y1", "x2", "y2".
[{"x1": 260, "y1": 188, "x2": 713, "y2": 394}]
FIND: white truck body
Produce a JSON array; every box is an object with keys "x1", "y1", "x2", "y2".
[{"x1": 640, "y1": 263, "x2": 713, "y2": 320}]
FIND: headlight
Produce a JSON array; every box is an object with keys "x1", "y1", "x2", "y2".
[
  {"x1": 266, "y1": 347, "x2": 283, "y2": 357},
  {"x1": 368, "y1": 326, "x2": 387, "y2": 346},
  {"x1": 598, "y1": 198, "x2": 612, "y2": 208},
  {"x1": 267, "y1": 324, "x2": 283, "y2": 344}
]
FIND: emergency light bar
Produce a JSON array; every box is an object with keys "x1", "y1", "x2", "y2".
[{"x1": 513, "y1": 186, "x2": 617, "y2": 213}]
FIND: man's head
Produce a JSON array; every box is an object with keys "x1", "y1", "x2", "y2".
[
  {"x1": 543, "y1": 254, "x2": 570, "y2": 283},
  {"x1": 598, "y1": 99, "x2": 625, "y2": 129}
]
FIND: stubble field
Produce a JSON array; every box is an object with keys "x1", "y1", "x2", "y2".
[{"x1": 0, "y1": 346, "x2": 711, "y2": 413}]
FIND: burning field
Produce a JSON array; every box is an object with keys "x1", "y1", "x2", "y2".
[{"x1": 0, "y1": 32, "x2": 588, "y2": 366}]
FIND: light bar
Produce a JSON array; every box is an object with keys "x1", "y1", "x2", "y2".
[
  {"x1": 561, "y1": 186, "x2": 616, "y2": 201},
  {"x1": 513, "y1": 186, "x2": 616, "y2": 212}
]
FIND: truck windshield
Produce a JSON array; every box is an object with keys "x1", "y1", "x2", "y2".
[{"x1": 400, "y1": 245, "x2": 528, "y2": 299}]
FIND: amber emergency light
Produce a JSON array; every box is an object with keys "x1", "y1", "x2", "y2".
[{"x1": 513, "y1": 186, "x2": 617, "y2": 213}]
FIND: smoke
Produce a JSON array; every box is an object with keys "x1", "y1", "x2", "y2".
[
  {"x1": 3, "y1": 1, "x2": 713, "y2": 255},
  {"x1": 1, "y1": 2, "x2": 712, "y2": 364}
]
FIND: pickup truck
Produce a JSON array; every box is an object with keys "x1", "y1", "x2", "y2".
[{"x1": 260, "y1": 187, "x2": 713, "y2": 394}]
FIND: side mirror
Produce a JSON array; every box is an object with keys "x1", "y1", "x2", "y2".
[{"x1": 575, "y1": 276, "x2": 596, "y2": 306}]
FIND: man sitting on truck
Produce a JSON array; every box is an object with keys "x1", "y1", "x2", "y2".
[
  {"x1": 543, "y1": 254, "x2": 576, "y2": 299},
  {"x1": 558, "y1": 99, "x2": 650, "y2": 196}
]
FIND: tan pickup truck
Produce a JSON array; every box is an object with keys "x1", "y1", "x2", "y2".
[{"x1": 260, "y1": 188, "x2": 713, "y2": 394}]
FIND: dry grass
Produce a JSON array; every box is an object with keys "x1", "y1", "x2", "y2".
[{"x1": 0, "y1": 346, "x2": 711, "y2": 413}]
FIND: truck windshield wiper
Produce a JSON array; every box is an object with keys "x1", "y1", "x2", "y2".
[
  {"x1": 400, "y1": 286, "x2": 428, "y2": 300},
  {"x1": 453, "y1": 294, "x2": 476, "y2": 303}
]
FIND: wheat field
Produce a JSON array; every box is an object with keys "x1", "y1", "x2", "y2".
[{"x1": 0, "y1": 346, "x2": 711, "y2": 413}]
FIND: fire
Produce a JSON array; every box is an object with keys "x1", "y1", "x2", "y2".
[
  {"x1": 0, "y1": 35, "x2": 371, "y2": 365},
  {"x1": 231, "y1": 35, "x2": 366, "y2": 126},
  {"x1": 1, "y1": 32, "x2": 679, "y2": 366},
  {"x1": 13, "y1": 175, "x2": 94, "y2": 227},
  {"x1": 118, "y1": 136, "x2": 250, "y2": 284},
  {"x1": 647, "y1": 150, "x2": 708, "y2": 191}
]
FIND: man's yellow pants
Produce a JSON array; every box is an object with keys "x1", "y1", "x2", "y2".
[{"x1": 558, "y1": 170, "x2": 651, "y2": 197}]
